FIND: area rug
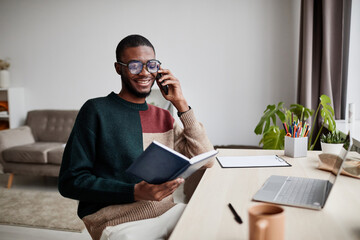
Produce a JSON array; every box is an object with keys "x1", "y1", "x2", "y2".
[{"x1": 0, "y1": 188, "x2": 85, "y2": 232}]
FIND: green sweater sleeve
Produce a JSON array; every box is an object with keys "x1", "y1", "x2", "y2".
[{"x1": 58, "y1": 100, "x2": 136, "y2": 204}]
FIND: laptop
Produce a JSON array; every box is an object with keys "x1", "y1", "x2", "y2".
[{"x1": 253, "y1": 133, "x2": 352, "y2": 210}]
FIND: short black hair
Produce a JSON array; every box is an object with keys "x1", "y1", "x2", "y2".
[{"x1": 116, "y1": 34, "x2": 155, "y2": 62}]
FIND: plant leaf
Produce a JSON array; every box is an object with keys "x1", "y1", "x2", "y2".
[
  {"x1": 319, "y1": 95, "x2": 336, "y2": 132},
  {"x1": 284, "y1": 109, "x2": 292, "y2": 125},
  {"x1": 262, "y1": 126, "x2": 285, "y2": 149},
  {"x1": 289, "y1": 104, "x2": 314, "y2": 122},
  {"x1": 276, "y1": 110, "x2": 286, "y2": 123},
  {"x1": 254, "y1": 103, "x2": 284, "y2": 135},
  {"x1": 271, "y1": 114, "x2": 276, "y2": 125}
]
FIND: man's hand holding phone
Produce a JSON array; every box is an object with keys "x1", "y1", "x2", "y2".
[
  {"x1": 156, "y1": 73, "x2": 168, "y2": 95},
  {"x1": 155, "y1": 68, "x2": 189, "y2": 113}
]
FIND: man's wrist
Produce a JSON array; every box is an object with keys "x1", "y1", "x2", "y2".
[
  {"x1": 177, "y1": 106, "x2": 191, "y2": 117},
  {"x1": 173, "y1": 99, "x2": 189, "y2": 113}
]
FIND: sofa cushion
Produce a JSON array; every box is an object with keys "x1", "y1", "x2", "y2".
[
  {"x1": 2, "y1": 142, "x2": 64, "y2": 164},
  {"x1": 26, "y1": 110, "x2": 78, "y2": 142},
  {"x1": 47, "y1": 146, "x2": 65, "y2": 165},
  {"x1": 0, "y1": 126, "x2": 35, "y2": 151}
]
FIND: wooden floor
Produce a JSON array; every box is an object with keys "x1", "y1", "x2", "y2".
[{"x1": 0, "y1": 173, "x2": 91, "y2": 240}]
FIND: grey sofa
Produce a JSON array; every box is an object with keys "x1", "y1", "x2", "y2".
[{"x1": 0, "y1": 110, "x2": 78, "y2": 188}]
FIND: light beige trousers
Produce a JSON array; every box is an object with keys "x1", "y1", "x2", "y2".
[{"x1": 100, "y1": 203, "x2": 186, "y2": 240}]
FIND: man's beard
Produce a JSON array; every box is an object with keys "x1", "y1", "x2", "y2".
[{"x1": 121, "y1": 75, "x2": 155, "y2": 98}]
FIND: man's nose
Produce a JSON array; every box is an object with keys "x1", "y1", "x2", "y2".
[{"x1": 138, "y1": 65, "x2": 151, "y2": 76}]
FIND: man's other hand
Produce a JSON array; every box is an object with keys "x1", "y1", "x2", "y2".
[{"x1": 134, "y1": 178, "x2": 184, "y2": 201}]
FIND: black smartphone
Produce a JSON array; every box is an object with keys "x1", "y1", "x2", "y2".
[{"x1": 156, "y1": 73, "x2": 169, "y2": 95}]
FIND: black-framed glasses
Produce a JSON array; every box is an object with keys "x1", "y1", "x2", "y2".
[{"x1": 117, "y1": 59, "x2": 161, "y2": 75}]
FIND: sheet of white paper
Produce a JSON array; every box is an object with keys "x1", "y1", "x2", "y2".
[{"x1": 217, "y1": 155, "x2": 290, "y2": 168}]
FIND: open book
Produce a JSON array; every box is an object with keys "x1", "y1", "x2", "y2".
[{"x1": 126, "y1": 141, "x2": 218, "y2": 184}]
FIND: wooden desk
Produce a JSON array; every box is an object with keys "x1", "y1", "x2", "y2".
[{"x1": 170, "y1": 149, "x2": 360, "y2": 240}]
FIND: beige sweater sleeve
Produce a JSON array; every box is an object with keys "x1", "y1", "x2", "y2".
[
  {"x1": 173, "y1": 109, "x2": 214, "y2": 161},
  {"x1": 173, "y1": 108, "x2": 215, "y2": 201}
]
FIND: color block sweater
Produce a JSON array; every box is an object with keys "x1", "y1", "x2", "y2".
[{"x1": 58, "y1": 92, "x2": 214, "y2": 240}]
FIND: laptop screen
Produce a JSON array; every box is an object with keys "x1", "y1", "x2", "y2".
[
  {"x1": 252, "y1": 132, "x2": 353, "y2": 209},
  {"x1": 327, "y1": 132, "x2": 352, "y2": 185},
  {"x1": 319, "y1": 132, "x2": 353, "y2": 206}
]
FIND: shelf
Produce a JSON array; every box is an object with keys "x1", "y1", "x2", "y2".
[{"x1": 0, "y1": 88, "x2": 25, "y2": 128}]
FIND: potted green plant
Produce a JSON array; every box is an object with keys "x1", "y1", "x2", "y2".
[
  {"x1": 307, "y1": 95, "x2": 336, "y2": 150},
  {"x1": 254, "y1": 94, "x2": 336, "y2": 150},
  {"x1": 254, "y1": 102, "x2": 313, "y2": 149},
  {"x1": 320, "y1": 131, "x2": 345, "y2": 155}
]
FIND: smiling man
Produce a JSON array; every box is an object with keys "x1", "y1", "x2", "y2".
[{"x1": 58, "y1": 34, "x2": 214, "y2": 240}]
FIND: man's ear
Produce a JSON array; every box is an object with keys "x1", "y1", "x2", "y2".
[{"x1": 114, "y1": 62, "x2": 122, "y2": 75}]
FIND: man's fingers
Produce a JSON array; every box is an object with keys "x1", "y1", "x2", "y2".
[
  {"x1": 159, "y1": 78, "x2": 178, "y2": 87},
  {"x1": 154, "y1": 178, "x2": 184, "y2": 201},
  {"x1": 165, "y1": 178, "x2": 184, "y2": 188},
  {"x1": 157, "y1": 69, "x2": 177, "y2": 83},
  {"x1": 134, "y1": 178, "x2": 184, "y2": 201},
  {"x1": 155, "y1": 180, "x2": 183, "y2": 201}
]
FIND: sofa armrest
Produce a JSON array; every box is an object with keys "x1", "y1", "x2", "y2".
[{"x1": 0, "y1": 126, "x2": 35, "y2": 165}]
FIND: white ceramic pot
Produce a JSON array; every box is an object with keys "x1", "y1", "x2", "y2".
[
  {"x1": 0, "y1": 70, "x2": 10, "y2": 88},
  {"x1": 320, "y1": 142, "x2": 344, "y2": 155}
]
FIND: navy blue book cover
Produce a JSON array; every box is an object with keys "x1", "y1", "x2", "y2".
[{"x1": 126, "y1": 141, "x2": 190, "y2": 184}]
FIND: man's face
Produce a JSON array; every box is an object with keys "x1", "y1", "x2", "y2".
[{"x1": 117, "y1": 46, "x2": 156, "y2": 99}]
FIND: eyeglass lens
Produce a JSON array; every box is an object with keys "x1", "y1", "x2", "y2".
[{"x1": 128, "y1": 60, "x2": 160, "y2": 74}]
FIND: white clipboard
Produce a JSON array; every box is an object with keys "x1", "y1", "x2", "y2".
[{"x1": 217, "y1": 155, "x2": 291, "y2": 168}]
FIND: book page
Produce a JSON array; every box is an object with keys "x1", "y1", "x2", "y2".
[
  {"x1": 179, "y1": 151, "x2": 218, "y2": 179},
  {"x1": 217, "y1": 155, "x2": 291, "y2": 168},
  {"x1": 190, "y1": 150, "x2": 219, "y2": 164},
  {"x1": 153, "y1": 140, "x2": 190, "y2": 161}
]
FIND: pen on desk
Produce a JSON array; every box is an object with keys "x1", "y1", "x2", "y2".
[{"x1": 228, "y1": 203, "x2": 243, "y2": 224}]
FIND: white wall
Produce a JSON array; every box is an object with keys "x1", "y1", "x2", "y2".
[
  {"x1": 347, "y1": 0, "x2": 360, "y2": 120},
  {"x1": 0, "y1": 0, "x2": 301, "y2": 146}
]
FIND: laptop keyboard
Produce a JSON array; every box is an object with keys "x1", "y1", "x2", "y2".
[{"x1": 274, "y1": 177, "x2": 325, "y2": 206}]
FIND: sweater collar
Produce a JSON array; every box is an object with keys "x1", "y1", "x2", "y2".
[{"x1": 109, "y1": 92, "x2": 148, "y2": 111}]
